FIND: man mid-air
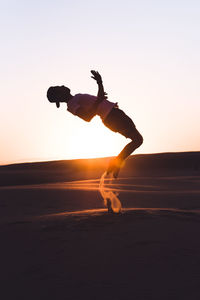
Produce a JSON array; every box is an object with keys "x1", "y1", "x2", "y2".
[{"x1": 47, "y1": 70, "x2": 143, "y2": 177}]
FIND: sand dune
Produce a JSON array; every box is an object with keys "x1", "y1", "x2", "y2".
[
  {"x1": 0, "y1": 152, "x2": 200, "y2": 299},
  {"x1": 0, "y1": 175, "x2": 199, "y2": 222},
  {"x1": 1, "y1": 151, "x2": 199, "y2": 186}
]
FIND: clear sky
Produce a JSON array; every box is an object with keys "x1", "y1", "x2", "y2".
[{"x1": 1, "y1": 0, "x2": 200, "y2": 164}]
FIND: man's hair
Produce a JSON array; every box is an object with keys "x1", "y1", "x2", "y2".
[
  {"x1": 47, "y1": 86, "x2": 59, "y2": 102},
  {"x1": 47, "y1": 86, "x2": 70, "y2": 108}
]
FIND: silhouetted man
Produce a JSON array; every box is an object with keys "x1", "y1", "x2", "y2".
[{"x1": 47, "y1": 70, "x2": 143, "y2": 177}]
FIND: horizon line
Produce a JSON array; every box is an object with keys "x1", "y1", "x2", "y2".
[{"x1": 1, "y1": 150, "x2": 199, "y2": 167}]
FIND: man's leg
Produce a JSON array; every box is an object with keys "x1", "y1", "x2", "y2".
[
  {"x1": 103, "y1": 107, "x2": 143, "y2": 177},
  {"x1": 107, "y1": 128, "x2": 143, "y2": 177},
  {"x1": 117, "y1": 128, "x2": 143, "y2": 161}
]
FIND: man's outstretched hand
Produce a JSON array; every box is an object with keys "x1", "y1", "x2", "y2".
[
  {"x1": 91, "y1": 70, "x2": 102, "y2": 84},
  {"x1": 91, "y1": 70, "x2": 108, "y2": 99}
]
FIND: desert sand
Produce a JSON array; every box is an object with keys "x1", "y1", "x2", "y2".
[{"x1": 0, "y1": 152, "x2": 200, "y2": 300}]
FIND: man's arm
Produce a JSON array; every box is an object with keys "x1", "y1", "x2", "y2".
[
  {"x1": 75, "y1": 70, "x2": 107, "y2": 122},
  {"x1": 91, "y1": 70, "x2": 108, "y2": 101}
]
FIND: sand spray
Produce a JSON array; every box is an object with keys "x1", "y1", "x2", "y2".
[{"x1": 99, "y1": 172, "x2": 122, "y2": 213}]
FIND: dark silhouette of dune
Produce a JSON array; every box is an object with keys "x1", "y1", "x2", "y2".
[
  {"x1": 0, "y1": 151, "x2": 199, "y2": 186},
  {"x1": 1, "y1": 152, "x2": 200, "y2": 300}
]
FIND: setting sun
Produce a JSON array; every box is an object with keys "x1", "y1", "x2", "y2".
[{"x1": 60, "y1": 116, "x2": 125, "y2": 160}]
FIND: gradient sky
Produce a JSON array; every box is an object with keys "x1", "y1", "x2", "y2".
[{"x1": 1, "y1": 0, "x2": 200, "y2": 164}]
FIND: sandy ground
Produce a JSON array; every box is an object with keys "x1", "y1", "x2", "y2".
[{"x1": 0, "y1": 174, "x2": 200, "y2": 299}]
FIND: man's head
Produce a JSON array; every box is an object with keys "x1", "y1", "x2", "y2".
[{"x1": 47, "y1": 86, "x2": 72, "y2": 108}]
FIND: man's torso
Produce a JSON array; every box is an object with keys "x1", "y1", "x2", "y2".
[{"x1": 67, "y1": 94, "x2": 117, "y2": 120}]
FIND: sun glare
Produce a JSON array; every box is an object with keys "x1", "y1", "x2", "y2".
[{"x1": 65, "y1": 117, "x2": 124, "y2": 160}]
